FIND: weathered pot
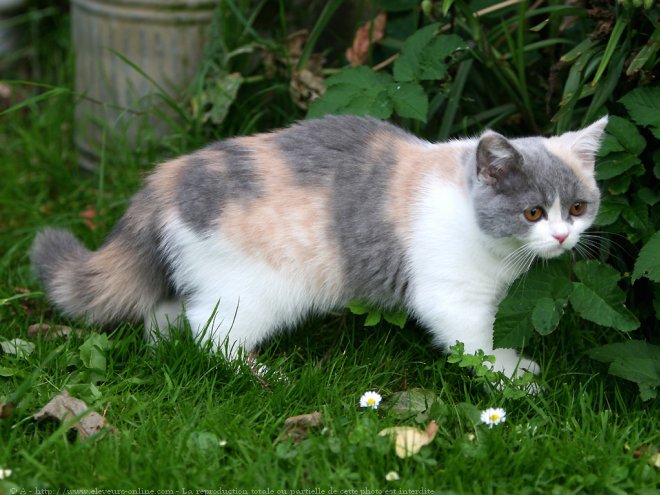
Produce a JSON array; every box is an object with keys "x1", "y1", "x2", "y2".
[
  {"x1": 71, "y1": 0, "x2": 215, "y2": 169},
  {"x1": 0, "y1": 0, "x2": 26, "y2": 54}
]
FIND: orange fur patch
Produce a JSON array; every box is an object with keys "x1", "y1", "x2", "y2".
[
  {"x1": 386, "y1": 138, "x2": 466, "y2": 242},
  {"x1": 220, "y1": 136, "x2": 344, "y2": 293}
]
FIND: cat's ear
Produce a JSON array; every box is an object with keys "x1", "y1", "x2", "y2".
[
  {"x1": 476, "y1": 131, "x2": 522, "y2": 186},
  {"x1": 568, "y1": 116, "x2": 609, "y2": 172}
]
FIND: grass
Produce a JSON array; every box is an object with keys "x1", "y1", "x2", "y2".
[{"x1": 1, "y1": 5, "x2": 659, "y2": 494}]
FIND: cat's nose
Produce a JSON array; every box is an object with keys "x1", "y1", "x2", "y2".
[{"x1": 553, "y1": 233, "x2": 568, "y2": 244}]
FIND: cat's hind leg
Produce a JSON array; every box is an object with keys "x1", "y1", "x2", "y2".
[{"x1": 144, "y1": 299, "x2": 185, "y2": 344}]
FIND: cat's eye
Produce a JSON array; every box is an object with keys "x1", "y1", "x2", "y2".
[
  {"x1": 569, "y1": 201, "x2": 586, "y2": 216},
  {"x1": 523, "y1": 207, "x2": 544, "y2": 222}
]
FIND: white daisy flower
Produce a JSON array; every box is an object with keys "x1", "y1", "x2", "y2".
[
  {"x1": 0, "y1": 468, "x2": 12, "y2": 479},
  {"x1": 481, "y1": 407, "x2": 506, "y2": 428},
  {"x1": 359, "y1": 390, "x2": 382, "y2": 409},
  {"x1": 385, "y1": 470, "x2": 400, "y2": 481}
]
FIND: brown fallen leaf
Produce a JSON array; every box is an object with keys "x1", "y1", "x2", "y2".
[
  {"x1": 290, "y1": 52, "x2": 325, "y2": 110},
  {"x1": 0, "y1": 401, "x2": 15, "y2": 419},
  {"x1": 28, "y1": 323, "x2": 83, "y2": 340},
  {"x1": 346, "y1": 12, "x2": 387, "y2": 66},
  {"x1": 280, "y1": 411, "x2": 323, "y2": 443},
  {"x1": 379, "y1": 420, "x2": 438, "y2": 458},
  {"x1": 33, "y1": 391, "x2": 116, "y2": 440}
]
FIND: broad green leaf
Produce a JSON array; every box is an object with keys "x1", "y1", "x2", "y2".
[
  {"x1": 589, "y1": 341, "x2": 660, "y2": 401},
  {"x1": 570, "y1": 283, "x2": 639, "y2": 332},
  {"x1": 621, "y1": 198, "x2": 650, "y2": 232},
  {"x1": 394, "y1": 25, "x2": 465, "y2": 82},
  {"x1": 387, "y1": 81, "x2": 428, "y2": 122},
  {"x1": 632, "y1": 231, "x2": 660, "y2": 282},
  {"x1": 187, "y1": 431, "x2": 224, "y2": 453},
  {"x1": 595, "y1": 153, "x2": 641, "y2": 181},
  {"x1": 531, "y1": 297, "x2": 565, "y2": 335},
  {"x1": 637, "y1": 187, "x2": 660, "y2": 207},
  {"x1": 346, "y1": 300, "x2": 369, "y2": 315},
  {"x1": 307, "y1": 67, "x2": 393, "y2": 119},
  {"x1": 601, "y1": 116, "x2": 645, "y2": 155},
  {"x1": 597, "y1": 132, "x2": 625, "y2": 157},
  {"x1": 494, "y1": 259, "x2": 573, "y2": 347},
  {"x1": 596, "y1": 196, "x2": 627, "y2": 225},
  {"x1": 364, "y1": 310, "x2": 382, "y2": 327},
  {"x1": 0, "y1": 366, "x2": 19, "y2": 377},
  {"x1": 619, "y1": 86, "x2": 660, "y2": 139},
  {"x1": 574, "y1": 260, "x2": 621, "y2": 293},
  {"x1": 494, "y1": 296, "x2": 536, "y2": 348},
  {"x1": 386, "y1": 388, "x2": 440, "y2": 418},
  {"x1": 383, "y1": 309, "x2": 408, "y2": 329},
  {"x1": 78, "y1": 333, "x2": 111, "y2": 383}
]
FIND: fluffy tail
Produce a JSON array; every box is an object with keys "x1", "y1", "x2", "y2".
[{"x1": 31, "y1": 226, "x2": 169, "y2": 325}]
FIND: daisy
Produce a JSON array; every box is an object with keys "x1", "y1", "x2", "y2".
[
  {"x1": 385, "y1": 470, "x2": 400, "y2": 481},
  {"x1": 481, "y1": 407, "x2": 506, "y2": 428},
  {"x1": 359, "y1": 390, "x2": 382, "y2": 409},
  {"x1": 0, "y1": 468, "x2": 12, "y2": 480}
]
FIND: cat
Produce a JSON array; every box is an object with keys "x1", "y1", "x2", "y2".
[{"x1": 31, "y1": 114, "x2": 608, "y2": 378}]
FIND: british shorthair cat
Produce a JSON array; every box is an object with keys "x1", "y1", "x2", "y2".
[{"x1": 31, "y1": 115, "x2": 608, "y2": 377}]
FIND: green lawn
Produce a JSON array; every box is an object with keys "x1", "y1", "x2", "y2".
[{"x1": 1, "y1": 7, "x2": 658, "y2": 494}]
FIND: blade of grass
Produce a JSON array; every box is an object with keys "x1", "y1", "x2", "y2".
[
  {"x1": 296, "y1": 0, "x2": 345, "y2": 71},
  {"x1": 0, "y1": 87, "x2": 68, "y2": 117},
  {"x1": 106, "y1": 48, "x2": 190, "y2": 124},
  {"x1": 438, "y1": 59, "x2": 473, "y2": 140},
  {"x1": 591, "y1": 16, "x2": 627, "y2": 87}
]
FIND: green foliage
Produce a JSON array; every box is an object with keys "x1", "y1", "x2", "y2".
[
  {"x1": 308, "y1": 30, "x2": 466, "y2": 123},
  {"x1": 346, "y1": 300, "x2": 407, "y2": 329},
  {"x1": 633, "y1": 231, "x2": 660, "y2": 283},
  {"x1": 589, "y1": 341, "x2": 660, "y2": 400}
]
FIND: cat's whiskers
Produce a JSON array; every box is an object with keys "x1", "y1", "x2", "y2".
[
  {"x1": 576, "y1": 231, "x2": 630, "y2": 264},
  {"x1": 498, "y1": 243, "x2": 537, "y2": 284}
]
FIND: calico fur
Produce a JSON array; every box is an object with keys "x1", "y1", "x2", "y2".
[{"x1": 31, "y1": 115, "x2": 608, "y2": 377}]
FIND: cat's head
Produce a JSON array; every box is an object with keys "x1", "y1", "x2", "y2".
[{"x1": 471, "y1": 117, "x2": 608, "y2": 259}]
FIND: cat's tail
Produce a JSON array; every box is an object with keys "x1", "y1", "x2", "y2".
[{"x1": 30, "y1": 226, "x2": 169, "y2": 325}]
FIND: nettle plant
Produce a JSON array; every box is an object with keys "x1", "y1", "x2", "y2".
[{"x1": 302, "y1": 1, "x2": 659, "y2": 399}]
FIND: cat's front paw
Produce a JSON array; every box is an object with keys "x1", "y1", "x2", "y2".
[{"x1": 489, "y1": 348, "x2": 540, "y2": 378}]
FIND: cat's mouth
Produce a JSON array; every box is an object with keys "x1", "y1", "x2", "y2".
[{"x1": 530, "y1": 238, "x2": 576, "y2": 259}]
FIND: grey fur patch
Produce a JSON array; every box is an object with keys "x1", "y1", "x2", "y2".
[
  {"x1": 276, "y1": 116, "x2": 414, "y2": 303},
  {"x1": 177, "y1": 139, "x2": 262, "y2": 233},
  {"x1": 108, "y1": 187, "x2": 177, "y2": 297},
  {"x1": 471, "y1": 136, "x2": 600, "y2": 238},
  {"x1": 31, "y1": 228, "x2": 91, "y2": 290}
]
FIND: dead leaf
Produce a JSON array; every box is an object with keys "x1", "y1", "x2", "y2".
[
  {"x1": 290, "y1": 53, "x2": 326, "y2": 110},
  {"x1": 346, "y1": 12, "x2": 387, "y2": 66},
  {"x1": 0, "y1": 83, "x2": 11, "y2": 109},
  {"x1": 1, "y1": 339, "x2": 35, "y2": 358},
  {"x1": 33, "y1": 391, "x2": 116, "y2": 440},
  {"x1": 280, "y1": 411, "x2": 323, "y2": 443},
  {"x1": 379, "y1": 420, "x2": 438, "y2": 458},
  {"x1": 0, "y1": 402, "x2": 15, "y2": 419},
  {"x1": 79, "y1": 208, "x2": 98, "y2": 231},
  {"x1": 286, "y1": 30, "x2": 309, "y2": 59},
  {"x1": 625, "y1": 442, "x2": 660, "y2": 469},
  {"x1": 28, "y1": 323, "x2": 83, "y2": 340}
]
